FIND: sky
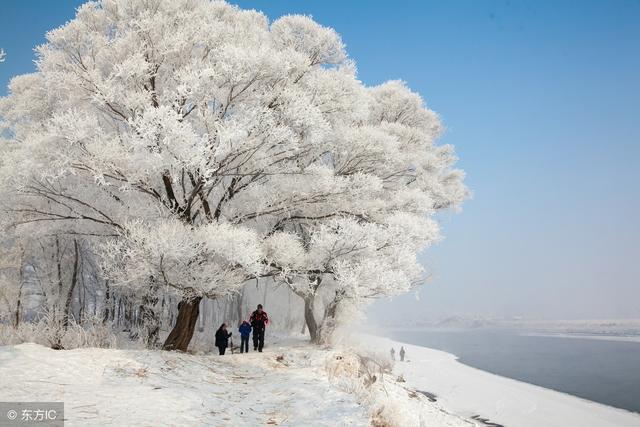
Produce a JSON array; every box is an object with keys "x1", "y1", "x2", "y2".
[{"x1": 1, "y1": 0, "x2": 639, "y2": 321}]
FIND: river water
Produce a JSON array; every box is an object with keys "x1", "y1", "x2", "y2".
[{"x1": 388, "y1": 328, "x2": 640, "y2": 414}]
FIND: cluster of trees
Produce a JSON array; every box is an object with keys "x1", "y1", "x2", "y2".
[{"x1": 0, "y1": 0, "x2": 466, "y2": 351}]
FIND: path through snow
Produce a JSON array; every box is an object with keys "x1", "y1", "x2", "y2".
[{"x1": 0, "y1": 339, "x2": 368, "y2": 426}]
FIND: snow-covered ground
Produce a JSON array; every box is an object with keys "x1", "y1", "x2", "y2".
[
  {"x1": 363, "y1": 335, "x2": 640, "y2": 427},
  {"x1": 2, "y1": 335, "x2": 639, "y2": 426},
  {"x1": 0, "y1": 336, "x2": 470, "y2": 426},
  {"x1": 0, "y1": 339, "x2": 367, "y2": 426}
]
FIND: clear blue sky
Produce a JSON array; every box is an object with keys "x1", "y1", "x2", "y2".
[{"x1": 1, "y1": 0, "x2": 639, "y2": 320}]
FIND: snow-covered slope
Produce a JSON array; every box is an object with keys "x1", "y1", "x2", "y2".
[
  {"x1": 5, "y1": 335, "x2": 635, "y2": 426},
  {"x1": 0, "y1": 341, "x2": 367, "y2": 426},
  {"x1": 0, "y1": 337, "x2": 470, "y2": 426},
  {"x1": 364, "y1": 335, "x2": 640, "y2": 427}
]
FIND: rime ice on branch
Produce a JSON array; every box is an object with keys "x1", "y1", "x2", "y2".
[{"x1": 0, "y1": 0, "x2": 466, "y2": 349}]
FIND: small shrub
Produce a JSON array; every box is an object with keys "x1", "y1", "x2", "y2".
[{"x1": 0, "y1": 312, "x2": 116, "y2": 349}]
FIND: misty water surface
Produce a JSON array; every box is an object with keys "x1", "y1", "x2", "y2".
[{"x1": 389, "y1": 329, "x2": 640, "y2": 414}]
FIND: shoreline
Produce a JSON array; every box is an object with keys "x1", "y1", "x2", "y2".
[
  {"x1": 518, "y1": 332, "x2": 640, "y2": 343},
  {"x1": 361, "y1": 335, "x2": 640, "y2": 427},
  {"x1": 379, "y1": 326, "x2": 640, "y2": 344}
]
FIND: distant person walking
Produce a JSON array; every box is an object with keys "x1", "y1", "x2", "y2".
[
  {"x1": 390, "y1": 347, "x2": 396, "y2": 361},
  {"x1": 215, "y1": 323, "x2": 232, "y2": 355},
  {"x1": 400, "y1": 346, "x2": 406, "y2": 362},
  {"x1": 239, "y1": 320, "x2": 252, "y2": 353},
  {"x1": 250, "y1": 304, "x2": 269, "y2": 352}
]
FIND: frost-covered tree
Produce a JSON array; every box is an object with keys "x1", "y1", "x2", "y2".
[
  {"x1": 0, "y1": 229, "x2": 92, "y2": 327},
  {"x1": 263, "y1": 81, "x2": 466, "y2": 342},
  {"x1": 0, "y1": 0, "x2": 466, "y2": 350},
  {"x1": 0, "y1": 236, "x2": 24, "y2": 326}
]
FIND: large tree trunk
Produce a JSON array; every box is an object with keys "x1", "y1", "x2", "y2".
[
  {"x1": 317, "y1": 290, "x2": 345, "y2": 343},
  {"x1": 162, "y1": 296, "x2": 202, "y2": 351},
  {"x1": 288, "y1": 276, "x2": 322, "y2": 343},
  {"x1": 304, "y1": 296, "x2": 319, "y2": 343}
]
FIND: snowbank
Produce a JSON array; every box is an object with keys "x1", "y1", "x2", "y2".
[
  {"x1": 0, "y1": 340, "x2": 368, "y2": 426},
  {"x1": 363, "y1": 335, "x2": 640, "y2": 427},
  {"x1": 0, "y1": 337, "x2": 468, "y2": 426},
  {"x1": 4, "y1": 335, "x2": 636, "y2": 426}
]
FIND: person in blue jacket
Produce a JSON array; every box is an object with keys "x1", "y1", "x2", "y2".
[{"x1": 238, "y1": 320, "x2": 252, "y2": 353}]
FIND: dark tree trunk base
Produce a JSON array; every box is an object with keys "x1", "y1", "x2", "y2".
[
  {"x1": 162, "y1": 296, "x2": 202, "y2": 351},
  {"x1": 304, "y1": 296, "x2": 319, "y2": 344},
  {"x1": 317, "y1": 290, "x2": 344, "y2": 344}
]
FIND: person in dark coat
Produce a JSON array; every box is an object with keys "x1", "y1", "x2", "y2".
[
  {"x1": 238, "y1": 320, "x2": 252, "y2": 353},
  {"x1": 249, "y1": 304, "x2": 269, "y2": 352},
  {"x1": 215, "y1": 323, "x2": 232, "y2": 355}
]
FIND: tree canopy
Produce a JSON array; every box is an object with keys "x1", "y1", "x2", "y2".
[{"x1": 0, "y1": 0, "x2": 466, "y2": 348}]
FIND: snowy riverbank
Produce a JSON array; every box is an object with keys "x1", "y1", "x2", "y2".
[
  {"x1": 2, "y1": 336, "x2": 639, "y2": 426},
  {"x1": 0, "y1": 336, "x2": 471, "y2": 426},
  {"x1": 362, "y1": 335, "x2": 640, "y2": 427}
]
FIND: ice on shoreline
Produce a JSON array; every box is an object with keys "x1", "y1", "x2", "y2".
[
  {"x1": 519, "y1": 332, "x2": 640, "y2": 343},
  {"x1": 363, "y1": 335, "x2": 640, "y2": 427},
  {"x1": 381, "y1": 317, "x2": 640, "y2": 335}
]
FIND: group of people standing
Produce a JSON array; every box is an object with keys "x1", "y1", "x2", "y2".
[
  {"x1": 390, "y1": 346, "x2": 406, "y2": 362},
  {"x1": 215, "y1": 304, "x2": 269, "y2": 355}
]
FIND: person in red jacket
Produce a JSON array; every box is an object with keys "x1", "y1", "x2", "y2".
[{"x1": 249, "y1": 304, "x2": 269, "y2": 352}]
